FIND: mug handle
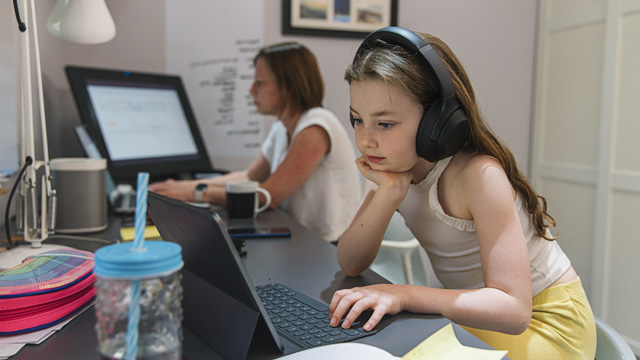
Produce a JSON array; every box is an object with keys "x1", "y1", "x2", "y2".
[{"x1": 256, "y1": 187, "x2": 271, "y2": 213}]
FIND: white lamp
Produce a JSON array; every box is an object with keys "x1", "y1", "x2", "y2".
[
  {"x1": 47, "y1": 0, "x2": 116, "y2": 44},
  {"x1": 0, "y1": 0, "x2": 116, "y2": 270}
]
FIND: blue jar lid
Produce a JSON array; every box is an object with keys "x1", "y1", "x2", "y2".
[{"x1": 94, "y1": 242, "x2": 183, "y2": 279}]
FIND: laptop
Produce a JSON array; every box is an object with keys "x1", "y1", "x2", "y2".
[{"x1": 146, "y1": 192, "x2": 376, "y2": 360}]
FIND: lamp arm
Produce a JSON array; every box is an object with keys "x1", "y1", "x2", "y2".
[
  {"x1": 30, "y1": 0, "x2": 54, "y2": 195},
  {"x1": 17, "y1": 0, "x2": 56, "y2": 243},
  {"x1": 19, "y1": 0, "x2": 36, "y2": 187}
]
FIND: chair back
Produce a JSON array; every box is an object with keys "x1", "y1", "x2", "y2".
[
  {"x1": 595, "y1": 316, "x2": 636, "y2": 360},
  {"x1": 370, "y1": 212, "x2": 429, "y2": 286},
  {"x1": 383, "y1": 211, "x2": 416, "y2": 241}
]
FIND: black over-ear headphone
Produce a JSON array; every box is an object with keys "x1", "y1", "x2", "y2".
[{"x1": 350, "y1": 26, "x2": 469, "y2": 162}]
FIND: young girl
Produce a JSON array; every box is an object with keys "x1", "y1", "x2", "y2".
[
  {"x1": 150, "y1": 42, "x2": 361, "y2": 242},
  {"x1": 329, "y1": 27, "x2": 596, "y2": 359}
]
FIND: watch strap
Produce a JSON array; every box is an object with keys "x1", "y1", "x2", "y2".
[{"x1": 194, "y1": 183, "x2": 207, "y2": 202}]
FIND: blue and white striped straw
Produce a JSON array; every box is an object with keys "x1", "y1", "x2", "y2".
[
  {"x1": 125, "y1": 172, "x2": 149, "y2": 359},
  {"x1": 124, "y1": 280, "x2": 141, "y2": 360},
  {"x1": 132, "y1": 172, "x2": 149, "y2": 250}
]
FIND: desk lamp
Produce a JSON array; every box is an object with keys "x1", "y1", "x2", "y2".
[{"x1": 0, "y1": 0, "x2": 115, "y2": 269}]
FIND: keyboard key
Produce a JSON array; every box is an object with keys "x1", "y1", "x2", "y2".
[{"x1": 323, "y1": 334, "x2": 348, "y2": 343}]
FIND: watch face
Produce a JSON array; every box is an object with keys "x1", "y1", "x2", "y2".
[{"x1": 196, "y1": 183, "x2": 207, "y2": 191}]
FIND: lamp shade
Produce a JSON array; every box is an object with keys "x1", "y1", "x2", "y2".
[{"x1": 47, "y1": 0, "x2": 116, "y2": 44}]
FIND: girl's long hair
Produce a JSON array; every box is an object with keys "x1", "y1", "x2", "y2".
[{"x1": 345, "y1": 31, "x2": 557, "y2": 240}]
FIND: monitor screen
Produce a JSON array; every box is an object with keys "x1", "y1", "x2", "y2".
[{"x1": 66, "y1": 66, "x2": 214, "y2": 184}]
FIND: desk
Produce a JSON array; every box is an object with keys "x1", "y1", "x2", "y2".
[{"x1": 9, "y1": 209, "x2": 500, "y2": 359}]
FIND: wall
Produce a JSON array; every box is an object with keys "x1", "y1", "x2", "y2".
[
  {"x1": 34, "y1": 0, "x2": 167, "y2": 160},
  {"x1": 0, "y1": 4, "x2": 19, "y2": 228},
  {"x1": 531, "y1": 0, "x2": 640, "y2": 354},
  {"x1": 1, "y1": 0, "x2": 537, "y2": 250},
  {"x1": 265, "y1": 0, "x2": 537, "y2": 173},
  {"x1": 20, "y1": 0, "x2": 536, "y2": 175}
]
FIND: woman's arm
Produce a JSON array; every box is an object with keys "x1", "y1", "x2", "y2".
[
  {"x1": 148, "y1": 170, "x2": 247, "y2": 203},
  {"x1": 149, "y1": 124, "x2": 328, "y2": 206},
  {"x1": 258, "y1": 125, "x2": 330, "y2": 207},
  {"x1": 188, "y1": 155, "x2": 271, "y2": 205}
]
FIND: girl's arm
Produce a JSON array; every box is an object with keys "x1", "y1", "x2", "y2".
[
  {"x1": 331, "y1": 157, "x2": 532, "y2": 335},
  {"x1": 390, "y1": 168, "x2": 532, "y2": 334},
  {"x1": 337, "y1": 157, "x2": 412, "y2": 276}
]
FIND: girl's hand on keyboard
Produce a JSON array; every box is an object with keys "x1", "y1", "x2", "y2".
[{"x1": 328, "y1": 284, "x2": 404, "y2": 331}]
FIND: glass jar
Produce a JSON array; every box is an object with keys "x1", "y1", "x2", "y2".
[{"x1": 94, "y1": 242, "x2": 183, "y2": 360}]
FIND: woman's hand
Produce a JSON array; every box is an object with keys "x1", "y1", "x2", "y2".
[
  {"x1": 148, "y1": 179, "x2": 195, "y2": 202},
  {"x1": 328, "y1": 284, "x2": 404, "y2": 332}
]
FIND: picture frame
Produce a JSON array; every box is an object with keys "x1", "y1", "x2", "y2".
[{"x1": 282, "y1": 0, "x2": 398, "y2": 39}]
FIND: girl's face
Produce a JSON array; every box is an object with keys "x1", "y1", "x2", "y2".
[
  {"x1": 350, "y1": 80, "x2": 424, "y2": 173},
  {"x1": 250, "y1": 58, "x2": 285, "y2": 116}
]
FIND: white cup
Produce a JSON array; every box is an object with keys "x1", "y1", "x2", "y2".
[{"x1": 225, "y1": 181, "x2": 271, "y2": 218}]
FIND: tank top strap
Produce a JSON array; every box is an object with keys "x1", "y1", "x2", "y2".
[{"x1": 422, "y1": 156, "x2": 452, "y2": 187}]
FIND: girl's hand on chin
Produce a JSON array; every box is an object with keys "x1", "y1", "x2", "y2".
[{"x1": 356, "y1": 156, "x2": 412, "y2": 191}]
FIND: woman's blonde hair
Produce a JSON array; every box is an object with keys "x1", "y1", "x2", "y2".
[{"x1": 345, "y1": 30, "x2": 557, "y2": 240}]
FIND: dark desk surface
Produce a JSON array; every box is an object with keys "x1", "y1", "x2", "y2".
[{"x1": 10, "y1": 209, "x2": 500, "y2": 359}]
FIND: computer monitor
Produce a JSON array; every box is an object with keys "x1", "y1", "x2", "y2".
[{"x1": 65, "y1": 65, "x2": 216, "y2": 185}]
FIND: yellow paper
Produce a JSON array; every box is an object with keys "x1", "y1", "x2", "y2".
[
  {"x1": 119, "y1": 225, "x2": 161, "y2": 242},
  {"x1": 402, "y1": 323, "x2": 508, "y2": 360}
]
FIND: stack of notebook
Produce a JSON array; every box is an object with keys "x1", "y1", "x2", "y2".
[{"x1": 0, "y1": 249, "x2": 96, "y2": 335}]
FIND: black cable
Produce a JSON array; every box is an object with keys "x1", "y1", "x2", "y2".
[
  {"x1": 4, "y1": 157, "x2": 32, "y2": 249},
  {"x1": 8, "y1": 0, "x2": 27, "y2": 248},
  {"x1": 13, "y1": 0, "x2": 27, "y2": 32}
]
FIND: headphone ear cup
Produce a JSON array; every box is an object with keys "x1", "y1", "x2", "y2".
[
  {"x1": 416, "y1": 98, "x2": 469, "y2": 162},
  {"x1": 415, "y1": 99, "x2": 442, "y2": 162},
  {"x1": 437, "y1": 108, "x2": 469, "y2": 160}
]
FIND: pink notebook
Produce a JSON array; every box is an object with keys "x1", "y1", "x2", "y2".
[{"x1": 0, "y1": 249, "x2": 96, "y2": 335}]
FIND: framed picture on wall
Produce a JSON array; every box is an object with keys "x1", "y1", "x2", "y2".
[{"x1": 282, "y1": 0, "x2": 398, "y2": 38}]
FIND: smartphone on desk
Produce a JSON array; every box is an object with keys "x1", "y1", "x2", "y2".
[{"x1": 227, "y1": 226, "x2": 291, "y2": 239}]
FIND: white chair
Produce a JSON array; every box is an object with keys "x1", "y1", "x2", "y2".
[
  {"x1": 594, "y1": 316, "x2": 636, "y2": 360},
  {"x1": 369, "y1": 211, "x2": 434, "y2": 287}
]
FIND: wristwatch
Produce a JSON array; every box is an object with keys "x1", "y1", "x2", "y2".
[{"x1": 194, "y1": 183, "x2": 208, "y2": 202}]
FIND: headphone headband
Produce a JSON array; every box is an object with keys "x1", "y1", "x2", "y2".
[
  {"x1": 356, "y1": 26, "x2": 456, "y2": 99},
  {"x1": 351, "y1": 26, "x2": 469, "y2": 162}
]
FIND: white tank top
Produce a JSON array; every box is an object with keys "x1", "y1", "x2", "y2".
[
  {"x1": 261, "y1": 107, "x2": 361, "y2": 241},
  {"x1": 396, "y1": 156, "x2": 571, "y2": 296}
]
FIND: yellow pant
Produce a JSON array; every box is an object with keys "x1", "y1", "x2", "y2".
[{"x1": 461, "y1": 278, "x2": 596, "y2": 360}]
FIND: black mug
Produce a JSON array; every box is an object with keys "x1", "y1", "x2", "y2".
[{"x1": 225, "y1": 181, "x2": 271, "y2": 218}]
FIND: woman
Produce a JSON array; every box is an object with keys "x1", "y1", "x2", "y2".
[
  {"x1": 150, "y1": 42, "x2": 361, "y2": 242},
  {"x1": 329, "y1": 27, "x2": 596, "y2": 359}
]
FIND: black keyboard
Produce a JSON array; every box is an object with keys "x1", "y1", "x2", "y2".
[{"x1": 256, "y1": 283, "x2": 377, "y2": 349}]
